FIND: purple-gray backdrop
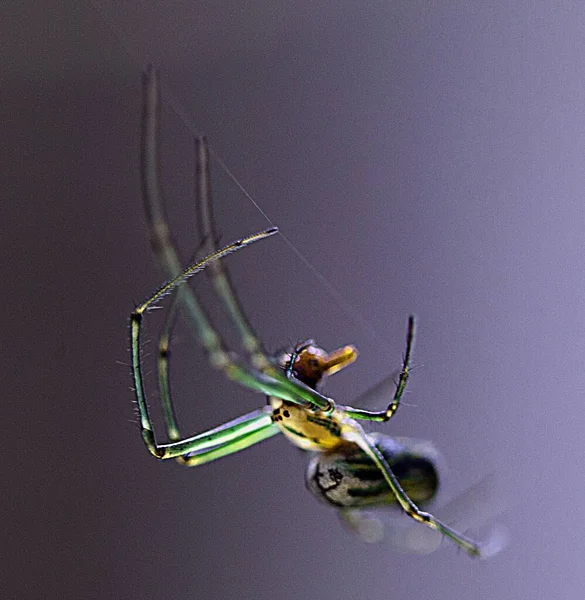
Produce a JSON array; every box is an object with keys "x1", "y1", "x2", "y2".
[{"x1": 3, "y1": 2, "x2": 584, "y2": 598}]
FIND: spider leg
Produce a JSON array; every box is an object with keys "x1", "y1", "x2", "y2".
[
  {"x1": 342, "y1": 315, "x2": 415, "y2": 422},
  {"x1": 154, "y1": 290, "x2": 283, "y2": 464},
  {"x1": 176, "y1": 411, "x2": 279, "y2": 466},
  {"x1": 147, "y1": 304, "x2": 280, "y2": 467},
  {"x1": 141, "y1": 65, "x2": 334, "y2": 413},
  {"x1": 157, "y1": 290, "x2": 181, "y2": 441},
  {"x1": 131, "y1": 230, "x2": 287, "y2": 458},
  {"x1": 341, "y1": 423, "x2": 486, "y2": 557},
  {"x1": 141, "y1": 64, "x2": 217, "y2": 351},
  {"x1": 148, "y1": 405, "x2": 278, "y2": 463},
  {"x1": 155, "y1": 294, "x2": 284, "y2": 465},
  {"x1": 193, "y1": 133, "x2": 337, "y2": 406},
  {"x1": 195, "y1": 135, "x2": 262, "y2": 359}
]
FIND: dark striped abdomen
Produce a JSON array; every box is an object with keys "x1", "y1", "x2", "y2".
[{"x1": 305, "y1": 433, "x2": 440, "y2": 509}]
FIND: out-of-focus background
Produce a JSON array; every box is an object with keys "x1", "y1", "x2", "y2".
[{"x1": 3, "y1": 2, "x2": 584, "y2": 598}]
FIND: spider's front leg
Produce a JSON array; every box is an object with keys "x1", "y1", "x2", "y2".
[{"x1": 130, "y1": 230, "x2": 285, "y2": 464}]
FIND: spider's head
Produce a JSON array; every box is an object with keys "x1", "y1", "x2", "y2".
[{"x1": 287, "y1": 340, "x2": 358, "y2": 389}]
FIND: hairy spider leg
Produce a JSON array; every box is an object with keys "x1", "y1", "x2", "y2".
[
  {"x1": 142, "y1": 65, "x2": 335, "y2": 394},
  {"x1": 135, "y1": 67, "x2": 336, "y2": 465},
  {"x1": 142, "y1": 66, "x2": 332, "y2": 411},
  {"x1": 131, "y1": 229, "x2": 285, "y2": 460}
]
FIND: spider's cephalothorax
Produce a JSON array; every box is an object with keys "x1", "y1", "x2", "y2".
[
  {"x1": 130, "y1": 66, "x2": 501, "y2": 558},
  {"x1": 270, "y1": 341, "x2": 357, "y2": 449},
  {"x1": 269, "y1": 341, "x2": 359, "y2": 451}
]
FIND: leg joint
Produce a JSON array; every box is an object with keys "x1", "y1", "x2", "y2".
[
  {"x1": 142, "y1": 429, "x2": 165, "y2": 459},
  {"x1": 406, "y1": 508, "x2": 431, "y2": 524}
]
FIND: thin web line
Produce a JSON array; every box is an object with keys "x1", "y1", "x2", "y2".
[
  {"x1": 91, "y1": 0, "x2": 385, "y2": 345},
  {"x1": 210, "y1": 147, "x2": 385, "y2": 344}
]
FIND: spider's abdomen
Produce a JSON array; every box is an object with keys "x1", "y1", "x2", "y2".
[
  {"x1": 305, "y1": 433, "x2": 440, "y2": 509},
  {"x1": 270, "y1": 399, "x2": 346, "y2": 452}
]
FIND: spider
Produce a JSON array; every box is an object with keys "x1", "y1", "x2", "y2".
[{"x1": 130, "y1": 66, "x2": 494, "y2": 558}]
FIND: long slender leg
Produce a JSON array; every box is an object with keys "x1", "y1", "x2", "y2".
[
  {"x1": 342, "y1": 424, "x2": 486, "y2": 557},
  {"x1": 178, "y1": 419, "x2": 279, "y2": 465},
  {"x1": 131, "y1": 231, "x2": 290, "y2": 458},
  {"x1": 342, "y1": 315, "x2": 415, "y2": 422},
  {"x1": 155, "y1": 295, "x2": 284, "y2": 465},
  {"x1": 141, "y1": 65, "x2": 218, "y2": 352},
  {"x1": 151, "y1": 406, "x2": 278, "y2": 462},
  {"x1": 140, "y1": 65, "x2": 335, "y2": 413},
  {"x1": 192, "y1": 134, "x2": 339, "y2": 403},
  {"x1": 131, "y1": 231, "x2": 337, "y2": 461},
  {"x1": 157, "y1": 291, "x2": 181, "y2": 441},
  {"x1": 195, "y1": 136, "x2": 263, "y2": 359},
  {"x1": 152, "y1": 407, "x2": 278, "y2": 460}
]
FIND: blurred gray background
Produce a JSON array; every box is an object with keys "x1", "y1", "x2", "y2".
[{"x1": 2, "y1": 1, "x2": 585, "y2": 598}]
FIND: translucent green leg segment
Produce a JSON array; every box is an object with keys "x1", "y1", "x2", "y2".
[
  {"x1": 131, "y1": 231, "x2": 288, "y2": 459},
  {"x1": 195, "y1": 136, "x2": 263, "y2": 359},
  {"x1": 343, "y1": 315, "x2": 415, "y2": 422},
  {"x1": 140, "y1": 65, "x2": 335, "y2": 414},
  {"x1": 343, "y1": 426, "x2": 485, "y2": 558},
  {"x1": 192, "y1": 135, "x2": 337, "y2": 406},
  {"x1": 156, "y1": 292, "x2": 281, "y2": 464},
  {"x1": 155, "y1": 293, "x2": 282, "y2": 462},
  {"x1": 178, "y1": 413, "x2": 279, "y2": 465},
  {"x1": 146, "y1": 407, "x2": 278, "y2": 462},
  {"x1": 157, "y1": 291, "x2": 181, "y2": 442},
  {"x1": 141, "y1": 65, "x2": 219, "y2": 353}
]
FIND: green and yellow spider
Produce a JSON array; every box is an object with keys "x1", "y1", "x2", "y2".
[{"x1": 131, "y1": 66, "x2": 496, "y2": 558}]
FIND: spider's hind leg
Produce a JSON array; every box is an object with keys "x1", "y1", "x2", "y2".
[
  {"x1": 342, "y1": 426, "x2": 488, "y2": 558},
  {"x1": 191, "y1": 123, "x2": 336, "y2": 412}
]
